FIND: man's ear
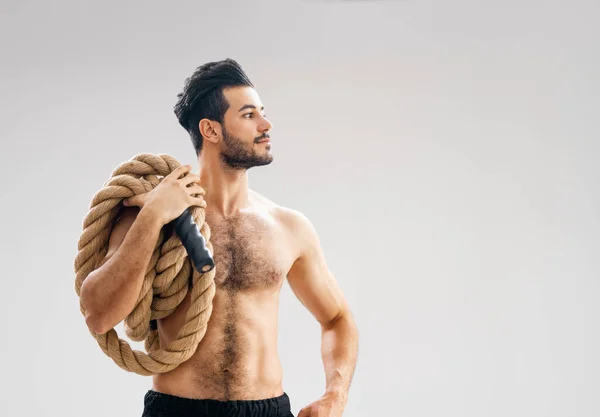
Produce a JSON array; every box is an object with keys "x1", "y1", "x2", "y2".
[{"x1": 199, "y1": 119, "x2": 221, "y2": 144}]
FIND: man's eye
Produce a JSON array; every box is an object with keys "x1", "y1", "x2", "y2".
[{"x1": 244, "y1": 113, "x2": 267, "y2": 119}]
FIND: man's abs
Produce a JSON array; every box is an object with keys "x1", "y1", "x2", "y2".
[{"x1": 151, "y1": 289, "x2": 285, "y2": 401}]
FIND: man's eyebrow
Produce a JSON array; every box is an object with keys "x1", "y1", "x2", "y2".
[{"x1": 238, "y1": 104, "x2": 264, "y2": 112}]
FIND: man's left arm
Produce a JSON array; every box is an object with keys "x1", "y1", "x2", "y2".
[{"x1": 286, "y1": 210, "x2": 359, "y2": 417}]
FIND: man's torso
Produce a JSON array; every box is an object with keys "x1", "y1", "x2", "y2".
[{"x1": 151, "y1": 191, "x2": 298, "y2": 401}]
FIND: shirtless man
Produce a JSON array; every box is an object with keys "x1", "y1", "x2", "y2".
[{"x1": 80, "y1": 59, "x2": 359, "y2": 417}]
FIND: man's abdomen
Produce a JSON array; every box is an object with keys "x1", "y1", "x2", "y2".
[{"x1": 152, "y1": 290, "x2": 284, "y2": 401}]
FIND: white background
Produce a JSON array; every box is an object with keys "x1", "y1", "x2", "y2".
[{"x1": 1, "y1": 0, "x2": 598, "y2": 416}]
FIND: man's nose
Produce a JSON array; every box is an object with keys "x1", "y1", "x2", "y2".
[{"x1": 259, "y1": 115, "x2": 273, "y2": 132}]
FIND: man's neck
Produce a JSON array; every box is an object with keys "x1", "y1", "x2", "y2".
[{"x1": 197, "y1": 154, "x2": 250, "y2": 218}]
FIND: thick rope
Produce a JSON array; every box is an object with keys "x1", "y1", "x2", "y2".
[{"x1": 73, "y1": 153, "x2": 216, "y2": 376}]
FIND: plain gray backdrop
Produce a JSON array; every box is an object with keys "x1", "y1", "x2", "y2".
[{"x1": 1, "y1": 0, "x2": 598, "y2": 416}]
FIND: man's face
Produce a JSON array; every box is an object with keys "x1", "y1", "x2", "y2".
[{"x1": 219, "y1": 86, "x2": 273, "y2": 170}]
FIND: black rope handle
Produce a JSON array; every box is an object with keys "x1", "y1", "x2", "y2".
[{"x1": 171, "y1": 207, "x2": 215, "y2": 273}]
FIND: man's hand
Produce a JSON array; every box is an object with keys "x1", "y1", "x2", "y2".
[
  {"x1": 297, "y1": 391, "x2": 347, "y2": 417},
  {"x1": 123, "y1": 164, "x2": 206, "y2": 226}
]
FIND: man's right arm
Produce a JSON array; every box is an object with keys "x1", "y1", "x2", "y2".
[{"x1": 80, "y1": 206, "x2": 164, "y2": 334}]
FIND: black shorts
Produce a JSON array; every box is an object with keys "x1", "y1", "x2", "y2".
[{"x1": 142, "y1": 390, "x2": 294, "y2": 417}]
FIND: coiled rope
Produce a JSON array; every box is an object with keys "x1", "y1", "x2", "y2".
[{"x1": 73, "y1": 153, "x2": 216, "y2": 376}]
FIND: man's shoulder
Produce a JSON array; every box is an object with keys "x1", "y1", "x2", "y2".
[{"x1": 249, "y1": 189, "x2": 310, "y2": 232}]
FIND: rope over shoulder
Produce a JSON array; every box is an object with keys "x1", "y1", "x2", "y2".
[{"x1": 73, "y1": 153, "x2": 216, "y2": 376}]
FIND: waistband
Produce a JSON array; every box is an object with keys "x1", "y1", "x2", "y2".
[{"x1": 143, "y1": 389, "x2": 292, "y2": 417}]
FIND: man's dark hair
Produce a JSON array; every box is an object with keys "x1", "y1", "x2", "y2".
[{"x1": 174, "y1": 58, "x2": 254, "y2": 155}]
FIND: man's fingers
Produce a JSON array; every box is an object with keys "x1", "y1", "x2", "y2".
[
  {"x1": 187, "y1": 185, "x2": 206, "y2": 196},
  {"x1": 167, "y1": 164, "x2": 192, "y2": 180},
  {"x1": 191, "y1": 197, "x2": 207, "y2": 208},
  {"x1": 297, "y1": 407, "x2": 311, "y2": 417},
  {"x1": 182, "y1": 173, "x2": 201, "y2": 187},
  {"x1": 124, "y1": 192, "x2": 147, "y2": 207}
]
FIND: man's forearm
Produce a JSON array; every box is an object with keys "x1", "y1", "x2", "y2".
[{"x1": 321, "y1": 311, "x2": 359, "y2": 401}]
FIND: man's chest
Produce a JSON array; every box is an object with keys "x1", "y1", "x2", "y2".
[{"x1": 208, "y1": 214, "x2": 296, "y2": 292}]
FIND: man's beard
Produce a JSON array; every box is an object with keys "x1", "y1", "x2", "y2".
[{"x1": 220, "y1": 127, "x2": 273, "y2": 170}]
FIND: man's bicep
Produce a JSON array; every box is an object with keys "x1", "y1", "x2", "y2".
[{"x1": 286, "y1": 211, "x2": 347, "y2": 328}]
